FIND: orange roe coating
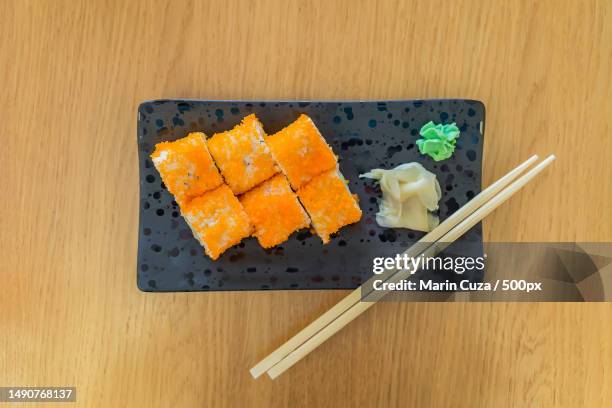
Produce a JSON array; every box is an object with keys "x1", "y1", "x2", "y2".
[
  {"x1": 207, "y1": 114, "x2": 279, "y2": 194},
  {"x1": 266, "y1": 114, "x2": 337, "y2": 190},
  {"x1": 240, "y1": 174, "x2": 311, "y2": 248},
  {"x1": 181, "y1": 185, "x2": 252, "y2": 260},
  {"x1": 150, "y1": 132, "x2": 223, "y2": 207},
  {"x1": 297, "y1": 170, "x2": 362, "y2": 244}
]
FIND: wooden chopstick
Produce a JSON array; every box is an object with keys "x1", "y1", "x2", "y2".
[
  {"x1": 266, "y1": 155, "x2": 555, "y2": 379},
  {"x1": 250, "y1": 154, "x2": 540, "y2": 379}
]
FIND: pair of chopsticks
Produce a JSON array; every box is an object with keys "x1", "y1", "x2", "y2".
[{"x1": 251, "y1": 154, "x2": 555, "y2": 379}]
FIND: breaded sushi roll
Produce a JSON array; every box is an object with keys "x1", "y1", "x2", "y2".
[
  {"x1": 240, "y1": 174, "x2": 311, "y2": 248},
  {"x1": 207, "y1": 114, "x2": 279, "y2": 195},
  {"x1": 182, "y1": 184, "x2": 252, "y2": 260},
  {"x1": 151, "y1": 132, "x2": 223, "y2": 207},
  {"x1": 297, "y1": 169, "x2": 362, "y2": 244},
  {"x1": 266, "y1": 114, "x2": 337, "y2": 190}
]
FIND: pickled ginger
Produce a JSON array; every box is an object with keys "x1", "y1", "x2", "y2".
[{"x1": 360, "y1": 162, "x2": 441, "y2": 232}]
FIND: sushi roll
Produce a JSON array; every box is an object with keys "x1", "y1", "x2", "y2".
[
  {"x1": 297, "y1": 169, "x2": 362, "y2": 244},
  {"x1": 181, "y1": 184, "x2": 252, "y2": 260},
  {"x1": 150, "y1": 132, "x2": 223, "y2": 207},
  {"x1": 240, "y1": 174, "x2": 311, "y2": 248},
  {"x1": 265, "y1": 114, "x2": 337, "y2": 190},
  {"x1": 207, "y1": 114, "x2": 279, "y2": 195}
]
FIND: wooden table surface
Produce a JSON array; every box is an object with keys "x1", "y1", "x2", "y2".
[{"x1": 1, "y1": 0, "x2": 611, "y2": 406}]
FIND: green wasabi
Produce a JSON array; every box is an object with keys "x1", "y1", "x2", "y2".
[{"x1": 416, "y1": 121, "x2": 460, "y2": 161}]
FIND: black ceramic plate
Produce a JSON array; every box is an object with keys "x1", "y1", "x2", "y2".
[{"x1": 137, "y1": 99, "x2": 485, "y2": 292}]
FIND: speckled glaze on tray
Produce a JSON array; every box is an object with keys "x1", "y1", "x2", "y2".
[{"x1": 137, "y1": 100, "x2": 485, "y2": 292}]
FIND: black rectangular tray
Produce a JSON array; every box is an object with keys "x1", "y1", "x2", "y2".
[{"x1": 137, "y1": 99, "x2": 485, "y2": 291}]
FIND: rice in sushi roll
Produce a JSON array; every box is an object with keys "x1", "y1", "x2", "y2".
[
  {"x1": 240, "y1": 174, "x2": 311, "y2": 248},
  {"x1": 207, "y1": 114, "x2": 279, "y2": 195},
  {"x1": 265, "y1": 114, "x2": 337, "y2": 190},
  {"x1": 181, "y1": 184, "x2": 253, "y2": 260},
  {"x1": 297, "y1": 169, "x2": 362, "y2": 244},
  {"x1": 150, "y1": 132, "x2": 223, "y2": 207}
]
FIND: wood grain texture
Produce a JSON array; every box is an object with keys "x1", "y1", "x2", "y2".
[{"x1": 1, "y1": 0, "x2": 611, "y2": 406}]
